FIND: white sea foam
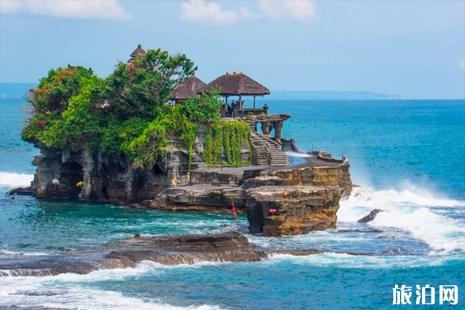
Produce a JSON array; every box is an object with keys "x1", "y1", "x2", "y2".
[
  {"x1": 0, "y1": 172, "x2": 34, "y2": 188},
  {"x1": 0, "y1": 248, "x2": 48, "y2": 257},
  {"x1": 0, "y1": 261, "x2": 222, "y2": 309},
  {"x1": 266, "y1": 252, "x2": 453, "y2": 269},
  {"x1": 285, "y1": 151, "x2": 311, "y2": 158},
  {"x1": 48, "y1": 260, "x2": 228, "y2": 283},
  {"x1": 339, "y1": 184, "x2": 465, "y2": 253},
  {"x1": 0, "y1": 286, "x2": 220, "y2": 310},
  {"x1": 0, "y1": 260, "x2": 227, "y2": 282}
]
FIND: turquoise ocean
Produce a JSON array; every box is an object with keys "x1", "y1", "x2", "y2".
[{"x1": 0, "y1": 85, "x2": 464, "y2": 309}]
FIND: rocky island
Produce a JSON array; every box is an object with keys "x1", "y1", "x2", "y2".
[{"x1": 19, "y1": 45, "x2": 352, "y2": 237}]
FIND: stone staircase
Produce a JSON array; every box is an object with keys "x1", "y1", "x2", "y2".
[{"x1": 250, "y1": 132, "x2": 288, "y2": 166}]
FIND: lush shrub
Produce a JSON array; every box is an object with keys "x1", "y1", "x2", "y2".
[
  {"x1": 22, "y1": 76, "x2": 102, "y2": 149},
  {"x1": 182, "y1": 91, "x2": 222, "y2": 124},
  {"x1": 123, "y1": 120, "x2": 168, "y2": 167},
  {"x1": 100, "y1": 117, "x2": 149, "y2": 155},
  {"x1": 29, "y1": 66, "x2": 95, "y2": 114}
]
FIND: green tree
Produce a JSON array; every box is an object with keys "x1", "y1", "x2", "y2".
[
  {"x1": 104, "y1": 49, "x2": 196, "y2": 119},
  {"x1": 28, "y1": 65, "x2": 95, "y2": 114},
  {"x1": 21, "y1": 47, "x2": 252, "y2": 170}
]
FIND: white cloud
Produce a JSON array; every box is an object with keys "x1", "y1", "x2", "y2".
[
  {"x1": 180, "y1": 0, "x2": 315, "y2": 25},
  {"x1": 180, "y1": 0, "x2": 258, "y2": 25},
  {"x1": 259, "y1": 0, "x2": 315, "y2": 23},
  {"x1": 0, "y1": 0, "x2": 131, "y2": 20},
  {"x1": 458, "y1": 58, "x2": 465, "y2": 70}
]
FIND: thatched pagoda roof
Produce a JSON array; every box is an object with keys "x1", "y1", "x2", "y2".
[
  {"x1": 203, "y1": 72, "x2": 270, "y2": 96},
  {"x1": 170, "y1": 75, "x2": 207, "y2": 101},
  {"x1": 130, "y1": 44, "x2": 146, "y2": 58}
]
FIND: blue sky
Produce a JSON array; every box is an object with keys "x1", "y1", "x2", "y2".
[{"x1": 0, "y1": 0, "x2": 464, "y2": 99}]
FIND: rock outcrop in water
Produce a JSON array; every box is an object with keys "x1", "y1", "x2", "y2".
[
  {"x1": 20, "y1": 45, "x2": 353, "y2": 237},
  {"x1": 246, "y1": 185, "x2": 341, "y2": 236},
  {"x1": 150, "y1": 155, "x2": 352, "y2": 236},
  {"x1": 0, "y1": 232, "x2": 324, "y2": 277},
  {"x1": 26, "y1": 143, "x2": 352, "y2": 236},
  {"x1": 0, "y1": 231, "x2": 385, "y2": 278},
  {"x1": 244, "y1": 157, "x2": 351, "y2": 235},
  {"x1": 358, "y1": 209, "x2": 383, "y2": 223},
  {"x1": 0, "y1": 233, "x2": 262, "y2": 276}
]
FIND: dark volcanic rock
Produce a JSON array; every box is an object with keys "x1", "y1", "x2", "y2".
[
  {"x1": 0, "y1": 232, "x2": 265, "y2": 277},
  {"x1": 7, "y1": 187, "x2": 34, "y2": 196},
  {"x1": 103, "y1": 232, "x2": 264, "y2": 265},
  {"x1": 358, "y1": 209, "x2": 383, "y2": 223},
  {"x1": 0, "y1": 231, "x2": 381, "y2": 278}
]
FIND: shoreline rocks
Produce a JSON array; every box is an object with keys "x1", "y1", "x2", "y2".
[
  {"x1": 0, "y1": 231, "x2": 378, "y2": 278},
  {"x1": 7, "y1": 187, "x2": 34, "y2": 196},
  {"x1": 246, "y1": 185, "x2": 341, "y2": 236},
  {"x1": 358, "y1": 209, "x2": 383, "y2": 223},
  {"x1": 0, "y1": 233, "x2": 264, "y2": 277}
]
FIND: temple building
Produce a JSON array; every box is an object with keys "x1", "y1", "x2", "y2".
[
  {"x1": 202, "y1": 71, "x2": 270, "y2": 109},
  {"x1": 201, "y1": 71, "x2": 289, "y2": 144},
  {"x1": 129, "y1": 44, "x2": 145, "y2": 61},
  {"x1": 170, "y1": 75, "x2": 206, "y2": 102},
  {"x1": 127, "y1": 44, "x2": 290, "y2": 148}
]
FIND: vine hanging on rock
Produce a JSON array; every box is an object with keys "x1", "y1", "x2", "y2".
[{"x1": 203, "y1": 119, "x2": 252, "y2": 167}]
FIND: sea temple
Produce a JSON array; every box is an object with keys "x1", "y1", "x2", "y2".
[{"x1": 15, "y1": 44, "x2": 352, "y2": 237}]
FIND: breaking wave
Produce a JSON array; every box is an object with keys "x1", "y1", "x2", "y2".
[
  {"x1": 339, "y1": 184, "x2": 465, "y2": 254},
  {"x1": 266, "y1": 252, "x2": 455, "y2": 269},
  {"x1": 0, "y1": 172, "x2": 33, "y2": 188},
  {"x1": 0, "y1": 261, "x2": 222, "y2": 310},
  {"x1": 0, "y1": 248, "x2": 48, "y2": 257}
]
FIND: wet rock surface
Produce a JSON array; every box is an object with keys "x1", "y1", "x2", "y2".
[
  {"x1": 358, "y1": 209, "x2": 383, "y2": 223},
  {"x1": 0, "y1": 231, "x2": 389, "y2": 278},
  {"x1": 0, "y1": 232, "x2": 261, "y2": 277},
  {"x1": 7, "y1": 187, "x2": 34, "y2": 196}
]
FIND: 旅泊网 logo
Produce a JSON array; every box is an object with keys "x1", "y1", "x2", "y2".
[{"x1": 393, "y1": 284, "x2": 458, "y2": 305}]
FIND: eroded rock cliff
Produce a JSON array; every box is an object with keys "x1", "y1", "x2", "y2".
[
  {"x1": 148, "y1": 156, "x2": 352, "y2": 236},
  {"x1": 31, "y1": 146, "x2": 192, "y2": 203},
  {"x1": 29, "y1": 139, "x2": 352, "y2": 237},
  {"x1": 246, "y1": 185, "x2": 341, "y2": 236}
]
